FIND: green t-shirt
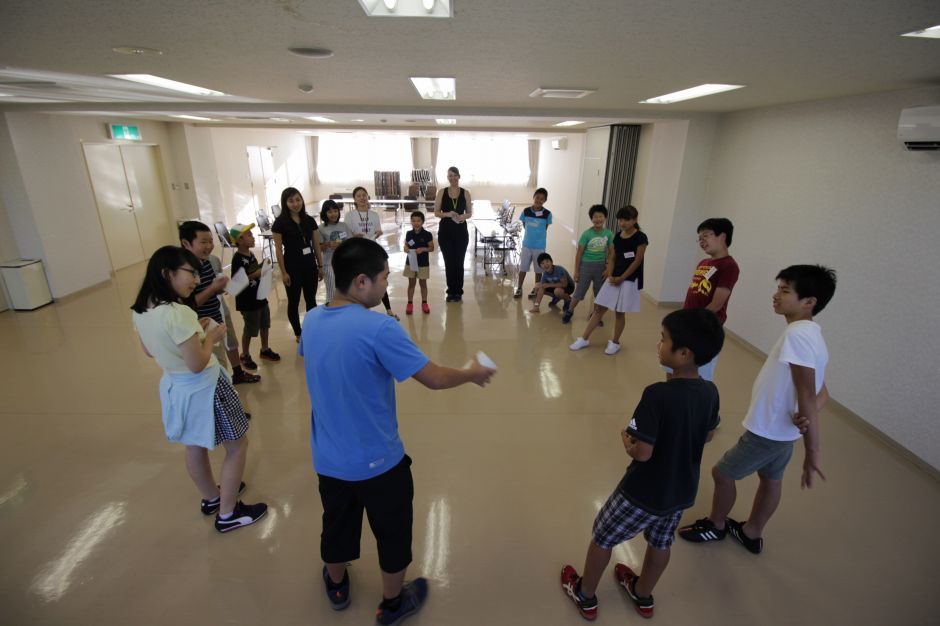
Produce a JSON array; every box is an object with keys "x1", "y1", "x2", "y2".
[{"x1": 578, "y1": 228, "x2": 615, "y2": 263}]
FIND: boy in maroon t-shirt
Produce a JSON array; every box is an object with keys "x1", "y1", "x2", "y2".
[{"x1": 672, "y1": 218, "x2": 739, "y2": 381}]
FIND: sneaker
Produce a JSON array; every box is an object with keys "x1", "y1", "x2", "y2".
[
  {"x1": 232, "y1": 369, "x2": 261, "y2": 384},
  {"x1": 214, "y1": 500, "x2": 268, "y2": 533},
  {"x1": 421, "y1": 302, "x2": 430, "y2": 314},
  {"x1": 200, "y1": 481, "x2": 246, "y2": 515},
  {"x1": 677, "y1": 517, "x2": 727, "y2": 543},
  {"x1": 322, "y1": 566, "x2": 351, "y2": 611},
  {"x1": 548, "y1": 296, "x2": 560, "y2": 307},
  {"x1": 604, "y1": 340, "x2": 621, "y2": 355},
  {"x1": 259, "y1": 348, "x2": 281, "y2": 362},
  {"x1": 570, "y1": 337, "x2": 590, "y2": 351},
  {"x1": 597, "y1": 319, "x2": 604, "y2": 327},
  {"x1": 562, "y1": 311, "x2": 573, "y2": 324},
  {"x1": 240, "y1": 354, "x2": 258, "y2": 370},
  {"x1": 387, "y1": 310, "x2": 400, "y2": 321},
  {"x1": 405, "y1": 302, "x2": 414, "y2": 315},
  {"x1": 563, "y1": 300, "x2": 571, "y2": 312},
  {"x1": 375, "y1": 578, "x2": 428, "y2": 626},
  {"x1": 726, "y1": 518, "x2": 763, "y2": 554},
  {"x1": 513, "y1": 289, "x2": 523, "y2": 299},
  {"x1": 527, "y1": 289, "x2": 537, "y2": 300},
  {"x1": 614, "y1": 564, "x2": 654, "y2": 619},
  {"x1": 560, "y1": 565, "x2": 598, "y2": 621}
]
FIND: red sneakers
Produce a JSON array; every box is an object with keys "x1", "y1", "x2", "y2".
[
  {"x1": 421, "y1": 302, "x2": 430, "y2": 314},
  {"x1": 614, "y1": 563, "x2": 654, "y2": 618},
  {"x1": 560, "y1": 565, "x2": 598, "y2": 621},
  {"x1": 405, "y1": 302, "x2": 414, "y2": 315}
]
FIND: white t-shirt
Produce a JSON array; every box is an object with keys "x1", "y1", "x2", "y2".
[
  {"x1": 344, "y1": 209, "x2": 382, "y2": 239},
  {"x1": 132, "y1": 302, "x2": 219, "y2": 374},
  {"x1": 742, "y1": 320, "x2": 828, "y2": 442}
]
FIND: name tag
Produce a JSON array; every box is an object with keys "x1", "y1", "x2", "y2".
[
  {"x1": 534, "y1": 210, "x2": 543, "y2": 216},
  {"x1": 338, "y1": 232, "x2": 347, "y2": 240},
  {"x1": 408, "y1": 240, "x2": 415, "y2": 246},
  {"x1": 302, "y1": 247, "x2": 312, "y2": 255},
  {"x1": 703, "y1": 266, "x2": 717, "y2": 280},
  {"x1": 624, "y1": 251, "x2": 635, "y2": 259}
]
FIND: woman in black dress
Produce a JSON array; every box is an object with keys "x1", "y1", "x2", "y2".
[
  {"x1": 272, "y1": 187, "x2": 324, "y2": 341},
  {"x1": 433, "y1": 166, "x2": 473, "y2": 302}
]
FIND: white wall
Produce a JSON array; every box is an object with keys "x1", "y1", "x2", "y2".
[
  {"x1": 0, "y1": 113, "x2": 186, "y2": 297},
  {"x1": 702, "y1": 86, "x2": 940, "y2": 469},
  {"x1": 536, "y1": 134, "x2": 585, "y2": 268}
]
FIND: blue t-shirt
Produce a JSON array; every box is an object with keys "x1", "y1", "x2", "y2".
[
  {"x1": 540, "y1": 264, "x2": 573, "y2": 291},
  {"x1": 520, "y1": 206, "x2": 552, "y2": 249},
  {"x1": 299, "y1": 304, "x2": 430, "y2": 481}
]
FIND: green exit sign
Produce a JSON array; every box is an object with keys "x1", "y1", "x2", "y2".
[{"x1": 108, "y1": 124, "x2": 142, "y2": 140}]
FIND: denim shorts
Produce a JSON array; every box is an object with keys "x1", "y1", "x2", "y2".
[{"x1": 716, "y1": 430, "x2": 795, "y2": 481}]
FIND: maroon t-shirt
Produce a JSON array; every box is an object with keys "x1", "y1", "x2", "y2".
[{"x1": 682, "y1": 256, "x2": 740, "y2": 325}]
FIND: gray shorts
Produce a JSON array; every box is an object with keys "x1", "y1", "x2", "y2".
[
  {"x1": 716, "y1": 430, "x2": 795, "y2": 481},
  {"x1": 519, "y1": 246, "x2": 544, "y2": 272},
  {"x1": 574, "y1": 261, "x2": 606, "y2": 300},
  {"x1": 240, "y1": 305, "x2": 271, "y2": 337}
]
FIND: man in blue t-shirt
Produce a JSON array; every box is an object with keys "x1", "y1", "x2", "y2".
[
  {"x1": 514, "y1": 188, "x2": 553, "y2": 299},
  {"x1": 299, "y1": 238, "x2": 495, "y2": 625}
]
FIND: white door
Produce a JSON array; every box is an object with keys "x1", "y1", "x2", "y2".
[
  {"x1": 122, "y1": 145, "x2": 174, "y2": 256},
  {"x1": 248, "y1": 146, "x2": 283, "y2": 221},
  {"x1": 578, "y1": 156, "x2": 606, "y2": 236},
  {"x1": 83, "y1": 144, "x2": 145, "y2": 270}
]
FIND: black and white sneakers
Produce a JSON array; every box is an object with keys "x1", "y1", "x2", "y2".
[
  {"x1": 200, "y1": 481, "x2": 247, "y2": 516},
  {"x1": 214, "y1": 501, "x2": 268, "y2": 533},
  {"x1": 677, "y1": 517, "x2": 727, "y2": 543}
]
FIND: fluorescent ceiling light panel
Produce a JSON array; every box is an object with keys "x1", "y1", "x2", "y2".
[
  {"x1": 530, "y1": 88, "x2": 596, "y2": 99},
  {"x1": 358, "y1": 0, "x2": 452, "y2": 17},
  {"x1": 553, "y1": 120, "x2": 584, "y2": 127},
  {"x1": 435, "y1": 118, "x2": 457, "y2": 125},
  {"x1": 351, "y1": 119, "x2": 366, "y2": 122},
  {"x1": 306, "y1": 116, "x2": 336, "y2": 123},
  {"x1": 171, "y1": 114, "x2": 214, "y2": 121},
  {"x1": 110, "y1": 74, "x2": 225, "y2": 96},
  {"x1": 640, "y1": 84, "x2": 744, "y2": 104},
  {"x1": 901, "y1": 24, "x2": 940, "y2": 39},
  {"x1": 410, "y1": 77, "x2": 455, "y2": 100}
]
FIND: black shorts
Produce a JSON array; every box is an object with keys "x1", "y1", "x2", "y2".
[{"x1": 317, "y1": 455, "x2": 414, "y2": 573}]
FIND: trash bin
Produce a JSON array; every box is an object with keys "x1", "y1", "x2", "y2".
[{"x1": 0, "y1": 259, "x2": 53, "y2": 310}]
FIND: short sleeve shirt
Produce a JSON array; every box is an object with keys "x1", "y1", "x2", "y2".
[
  {"x1": 318, "y1": 222, "x2": 354, "y2": 264},
  {"x1": 619, "y1": 378, "x2": 721, "y2": 515},
  {"x1": 345, "y1": 209, "x2": 382, "y2": 239},
  {"x1": 578, "y1": 228, "x2": 615, "y2": 263},
  {"x1": 520, "y1": 207, "x2": 552, "y2": 250},
  {"x1": 540, "y1": 264, "x2": 573, "y2": 289},
  {"x1": 682, "y1": 256, "x2": 740, "y2": 324},
  {"x1": 743, "y1": 320, "x2": 828, "y2": 442},
  {"x1": 133, "y1": 303, "x2": 218, "y2": 374},
  {"x1": 272, "y1": 214, "x2": 319, "y2": 264},
  {"x1": 299, "y1": 304, "x2": 430, "y2": 481},
  {"x1": 405, "y1": 229, "x2": 434, "y2": 266},
  {"x1": 612, "y1": 230, "x2": 649, "y2": 289},
  {"x1": 192, "y1": 259, "x2": 222, "y2": 323},
  {"x1": 231, "y1": 251, "x2": 265, "y2": 311}
]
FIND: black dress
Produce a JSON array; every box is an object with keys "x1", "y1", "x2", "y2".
[
  {"x1": 272, "y1": 213, "x2": 319, "y2": 336},
  {"x1": 438, "y1": 188, "x2": 469, "y2": 299}
]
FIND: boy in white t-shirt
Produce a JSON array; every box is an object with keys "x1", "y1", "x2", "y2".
[{"x1": 678, "y1": 264, "x2": 837, "y2": 554}]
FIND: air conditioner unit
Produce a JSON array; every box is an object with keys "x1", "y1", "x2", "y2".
[
  {"x1": 898, "y1": 105, "x2": 940, "y2": 151},
  {"x1": 551, "y1": 138, "x2": 568, "y2": 151}
]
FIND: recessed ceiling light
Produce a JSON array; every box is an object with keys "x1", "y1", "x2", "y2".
[
  {"x1": 110, "y1": 74, "x2": 226, "y2": 96},
  {"x1": 436, "y1": 118, "x2": 457, "y2": 125},
  {"x1": 287, "y1": 47, "x2": 335, "y2": 59},
  {"x1": 297, "y1": 84, "x2": 314, "y2": 93},
  {"x1": 306, "y1": 116, "x2": 336, "y2": 123},
  {"x1": 901, "y1": 24, "x2": 940, "y2": 39},
  {"x1": 0, "y1": 92, "x2": 13, "y2": 97},
  {"x1": 640, "y1": 84, "x2": 744, "y2": 104},
  {"x1": 530, "y1": 88, "x2": 596, "y2": 99},
  {"x1": 358, "y1": 0, "x2": 451, "y2": 17},
  {"x1": 351, "y1": 119, "x2": 366, "y2": 122},
  {"x1": 410, "y1": 77, "x2": 455, "y2": 100},
  {"x1": 112, "y1": 46, "x2": 163, "y2": 56},
  {"x1": 269, "y1": 117, "x2": 291, "y2": 122},
  {"x1": 171, "y1": 114, "x2": 214, "y2": 121},
  {"x1": 553, "y1": 121, "x2": 584, "y2": 127}
]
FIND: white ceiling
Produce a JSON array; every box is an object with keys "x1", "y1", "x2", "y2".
[{"x1": 0, "y1": 0, "x2": 938, "y2": 130}]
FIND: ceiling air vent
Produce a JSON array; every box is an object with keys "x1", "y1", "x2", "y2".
[{"x1": 529, "y1": 88, "x2": 596, "y2": 99}]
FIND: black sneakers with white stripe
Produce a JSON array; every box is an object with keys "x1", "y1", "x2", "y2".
[
  {"x1": 677, "y1": 517, "x2": 727, "y2": 543},
  {"x1": 214, "y1": 501, "x2": 268, "y2": 533},
  {"x1": 200, "y1": 481, "x2": 247, "y2": 516}
]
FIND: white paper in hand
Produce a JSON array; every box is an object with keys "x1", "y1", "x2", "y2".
[
  {"x1": 256, "y1": 260, "x2": 273, "y2": 300},
  {"x1": 408, "y1": 250, "x2": 420, "y2": 272},
  {"x1": 476, "y1": 351, "x2": 498, "y2": 370},
  {"x1": 228, "y1": 268, "x2": 249, "y2": 297}
]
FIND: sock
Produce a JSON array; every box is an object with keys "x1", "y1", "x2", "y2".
[
  {"x1": 575, "y1": 579, "x2": 595, "y2": 602},
  {"x1": 422, "y1": 300, "x2": 427, "y2": 304},
  {"x1": 408, "y1": 300, "x2": 413, "y2": 304},
  {"x1": 218, "y1": 510, "x2": 233, "y2": 520},
  {"x1": 326, "y1": 570, "x2": 348, "y2": 590},
  {"x1": 381, "y1": 594, "x2": 402, "y2": 612}
]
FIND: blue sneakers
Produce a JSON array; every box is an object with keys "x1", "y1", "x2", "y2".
[
  {"x1": 376, "y1": 578, "x2": 429, "y2": 626},
  {"x1": 322, "y1": 566, "x2": 350, "y2": 610}
]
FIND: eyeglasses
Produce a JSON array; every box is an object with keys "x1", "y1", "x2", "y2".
[{"x1": 179, "y1": 267, "x2": 198, "y2": 278}]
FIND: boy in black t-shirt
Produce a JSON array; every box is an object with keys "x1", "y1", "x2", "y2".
[
  {"x1": 561, "y1": 309, "x2": 724, "y2": 620},
  {"x1": 403, "y1": 211, "x2": 435, "y2": 315},
  {"x1": 230, "y1": 224, "x2": 280, "y2": 368}
]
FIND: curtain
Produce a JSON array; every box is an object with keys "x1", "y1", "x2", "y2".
[
  {"x1": 602, "y1": 125, "x2": 641, "y2": 229},
  {"x1": 527, "y1": 139, "x2": 539, "y2": 188},
  {"x1": 410, "y1": 137, "x2": 420, "y2": 170},
  {"x1": 308, "y1": 136, "x2": 321, "y2": 186},
  {"x1": 430, "y1": 137, "x2": 439, "y2": 185}
]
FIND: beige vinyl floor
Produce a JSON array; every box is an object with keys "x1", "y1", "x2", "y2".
[{"x1": 1, "y1": 223, "x2": 939, "y2": 626}]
